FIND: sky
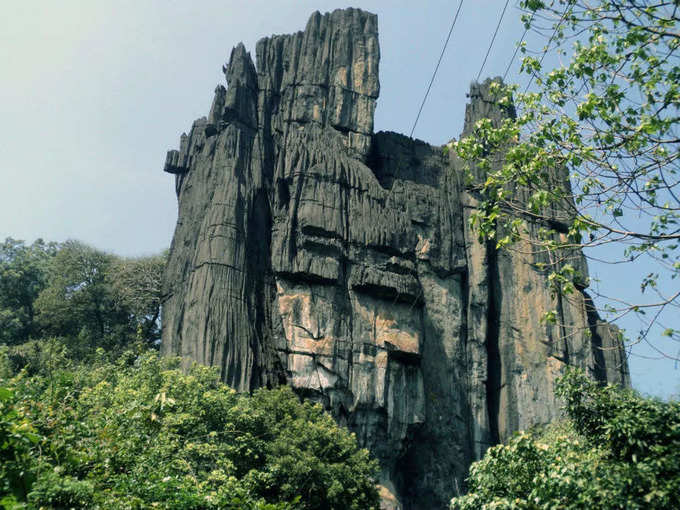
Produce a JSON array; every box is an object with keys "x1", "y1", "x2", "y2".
[{"x1": 2, "y1": 1, "x2": 677, "y2": 398}]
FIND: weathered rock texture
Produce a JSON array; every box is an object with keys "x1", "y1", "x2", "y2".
[{"x1": 161, "y1": 9, "x2": 629, "y2": 509}]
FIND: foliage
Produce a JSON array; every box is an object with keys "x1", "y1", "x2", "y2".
[
  {"x1": 0, "y1": 238, "x2": 378, "y2": 508},
  {"x1": 109, "y1": 252, "x2": 166, "y2": 343},
  {"x1": 0, "y1": 237, "x2": 166, "y2": 353},
  {"x1": 450, "y1": 369, "x2": 680, "y2": 509},
  {"x1": 0, "y1": 384, "x2": 40, "y2": 508},
  {"x1": 454, "y1": 0, "x2": 680, "y2": 349},
  {"x1": 0, "y1": 348, "x2": 379, "y2": 509},
  {"x1": 34, "y1": 239, "x2": 126, "y2": 348},
  {"x1": 0, "y1": 238, "x2": 58, "y2": 345},
  {"x1": 0, "y1": 338, "x2": 72, "y2": 378}
]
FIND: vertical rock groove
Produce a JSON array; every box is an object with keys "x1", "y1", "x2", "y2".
[
  {"x1": 160, "y1": 9, "x2": 630, "y2": 509},
  {"x1": 485, "y1": 242, "x2": 501, "y2": 446}
]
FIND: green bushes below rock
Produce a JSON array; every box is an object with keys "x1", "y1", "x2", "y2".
[
  {"x1": 0, "y1": 347, "x2": 379, "y2": 509},
  {"x1": 451, "y1": 369, "x2": 680, "y2": 510}
]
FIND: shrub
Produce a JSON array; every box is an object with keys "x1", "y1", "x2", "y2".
[
  {"x1": 451, "y1": 369, "x2": 680, "y2": 510},
  {"x1": 2, "y1": 350, "x2": 379, "y2": 509}
]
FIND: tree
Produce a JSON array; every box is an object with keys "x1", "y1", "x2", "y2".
[
  {"x1": 1, "y1": 238, "x2": 166, "y2": 354},
  {"x1": 454, "y1": 0, "x2": 680, "y2": 354},
  {"x1": 32, "y1": 240, "x2": 135, "y2": 352},
  {"x1": 0, "y1": 238, "x2": 58, "y2": 345},
  {"x1": 109, "y1": 251, "x2": 166, "y2": 344},
  {"x1": 450, "y1": 368, "x2": 680, "y2": 509}
]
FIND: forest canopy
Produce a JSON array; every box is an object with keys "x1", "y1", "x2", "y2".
[{"x1": 0, "y1": 238, "x2": 165, "y2": 353}]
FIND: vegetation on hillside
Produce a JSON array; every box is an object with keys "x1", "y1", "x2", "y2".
[
  {"x1": 0, "y1": 346, "x2": 379, "y2": 509},
  {"x1": 451, "y1": 368, "x2": 680, "y2": 509},
  {"x1": 0, "y1": 237, "x2": 380, "y2": 509}
]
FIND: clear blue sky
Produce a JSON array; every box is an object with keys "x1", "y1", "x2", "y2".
[{"x1": 2, "y1": 1, "x2": 677, "y2": 398}]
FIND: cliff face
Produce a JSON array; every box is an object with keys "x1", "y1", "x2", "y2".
[{"x1": 161, "y1": 9, "x2": 629, "y2": 509}]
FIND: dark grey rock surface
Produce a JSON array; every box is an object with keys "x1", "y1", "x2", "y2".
[{"x1": 161, "y1": 9, "x2": 629, "y2": 509}]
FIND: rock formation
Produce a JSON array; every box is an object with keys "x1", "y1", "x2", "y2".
[{"x1": 160, "y1": 8, "x2": 629, "y2": 509}]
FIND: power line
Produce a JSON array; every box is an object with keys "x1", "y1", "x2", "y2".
[
  {"x1": 476, "y1": 0, "x2": 510, "y2": 83},
  {"x1": 409, "y1": 0, "x2": 464, "y2": 139},
  {"x1": 502, "y1": 11, "x2": 535, "y2": 81},
  {"x1": 523, "y1": 3, "x2": 570, "y2": 93}
]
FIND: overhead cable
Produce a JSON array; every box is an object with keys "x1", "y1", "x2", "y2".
[
  {"x1": 503, "y1": 11, "x2": 535, "y2": 81},
  {"x1": 523, "y1": 3, "x2": 570, "y2": 93},
  {"x1": 475, "y1": 0, "x2": 511, "y2": 83},
  {"x1": 409, "y1": 0, "x2": 465, "y2": 139}
]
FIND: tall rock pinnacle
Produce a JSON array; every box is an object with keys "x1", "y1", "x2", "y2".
[{"x1": 160, "y1": 9, "x2": 629, "y2": 509}]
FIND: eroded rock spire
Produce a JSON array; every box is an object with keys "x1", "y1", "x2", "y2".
[{"x1": 161, "y1": 9, "x2": 629, "y2": 509}]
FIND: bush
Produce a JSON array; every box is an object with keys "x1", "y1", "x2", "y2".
[
  {"x1": 451, "y1": 369, "x2": 680, "y2": 510},
  {"x1": 0, "y1": 385, "x2": 40, "y2": 508},
  {"x1": 2, "y1": 350, "x2": 379, "y2": 509}
]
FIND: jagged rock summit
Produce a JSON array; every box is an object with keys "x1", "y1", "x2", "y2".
[{"x1": 161, "y1": 8, "x2": 629, "y2": 510}]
